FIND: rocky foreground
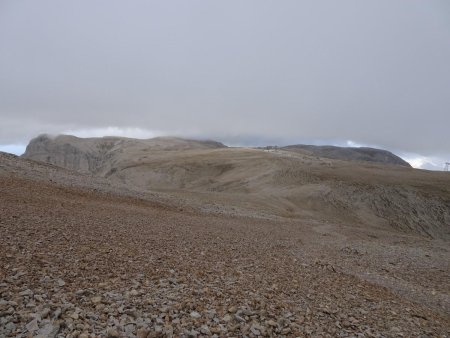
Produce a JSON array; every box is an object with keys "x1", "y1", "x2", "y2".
[{"x1": 0, "y1": 153, "x2": 449, "y2": 337}]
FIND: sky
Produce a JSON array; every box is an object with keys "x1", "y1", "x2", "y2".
[{"x1": 0, "y1": 1, "x2": 449, "y2": 170}]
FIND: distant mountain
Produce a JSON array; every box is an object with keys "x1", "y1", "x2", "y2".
[
  {"x1": 280, "y1": 145, "x2": 411, "y2": 167},
  {"x1": 20, "y1": 134, "x2": 450, "y2": 239},
  {"x1": 25, "y1": 134, "x2": 411, "y2": 174},
  {"x1": 23, "y1": 134, "x2": 226, "y2": 174}
]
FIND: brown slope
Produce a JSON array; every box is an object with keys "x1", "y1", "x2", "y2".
[
  {"x1": 1, "y1": 152, "x2": 450, "y2": 337},
  {"x1": 22, "y1": 135, "x2": 450, "y2": 240}
]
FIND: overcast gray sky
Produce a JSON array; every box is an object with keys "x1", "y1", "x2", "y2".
[{"x1": 1, "y1": 1, "x2": 449, "y2": 169}]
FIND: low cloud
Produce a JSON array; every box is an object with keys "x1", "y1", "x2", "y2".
[
  {"x1": 401, "y1": 155, "x2": 447, "y2": 171},
  {"x1": 63, "y1": 127, "x2": 165, "y2": 140},
  {"x1": 1, "y1": 1, "x2": 449, "y2": 168}
]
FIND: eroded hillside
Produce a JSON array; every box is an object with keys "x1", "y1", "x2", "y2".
[{"x1": 22, "y1": 135, "x2": 450, "y2": 240}]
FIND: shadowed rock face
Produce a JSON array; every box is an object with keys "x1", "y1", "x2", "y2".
[{"x1": 281, "y1": 145, "x2": 411, "y2": 167}]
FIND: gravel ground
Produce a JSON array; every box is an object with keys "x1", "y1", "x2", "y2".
[{"x1": 0, "y1": 153, "x2": 449, "y2": 337}]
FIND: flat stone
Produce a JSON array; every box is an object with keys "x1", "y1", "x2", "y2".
[
  {"x1": 53, "y1": 308, "x2": 62, "y2": 319},
  {"x1": 19, "y1": 289, "x2": 33, "y2": 297},
  {"x1": 106, "y1": 328, "x2": 119, "y2": 338},
  {"x1": 26, "y1": 318, "x2": 39, "y2": 332},
  {"x1": 38, "y1": 323, "x2": 60, "y2": 338},
  {"x1": 5, "y1": 321, "x2": 16, "y2": 333},
  {"x1": 250, "y1": 326, "x2": 260, "y2": 335},
  {"x1": 266, "y1": 319, "x2": 277, "y2": 327},
  {"x1": 222, "y1": 314, "x2": 232, "y2": 322},
  {"x1": 228, "y1": 306, "x2": 237, "y2": 313},
  {"x1": 41, "y1": 308, "x2": 51, "y2": 318},
  {"x1": 190, "y1": 311, "x2": 201, "y2": 319},
  {"x1": 136, "y1": 328, "x2": 150, "y2": 338},
  {"x1": 200, "y1": 325, "x2": 211, "y2": 335},
  {"x1": 234, "y1": 314, "x2": 246, "y2": 322},
  {"x1": 91, "y1": 296, "x2": 102, "y2": 304}
]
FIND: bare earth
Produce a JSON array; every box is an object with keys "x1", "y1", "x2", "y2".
[{"x1": 1, "y1": 146, "x2": 449, "y2": 337}]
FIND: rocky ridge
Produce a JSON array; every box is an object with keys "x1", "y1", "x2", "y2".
[
  {"x1": 280, "y1": 144, "x2": 411, "y2": 167},
  {"x1": 23, "y1": 134, "x2": 226, "y2": 174}
]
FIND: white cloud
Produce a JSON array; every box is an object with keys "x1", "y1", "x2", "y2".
[
  {"x1": 404, "y1": 157, "x2": 428, "y2": 168},
  {"x1": 401, "y1": 154, "x2": 447, "y2": 171},
  {"x1": 62, "y1": 127, "x2": 165, "y2": 140},
  {"x1": 346, "y1": 140, "x2": 364, "y2": 148}
]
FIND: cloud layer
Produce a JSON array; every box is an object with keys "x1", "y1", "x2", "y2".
[{"x1": 1, "y1": 1, "x2": 449, "y2": 167}]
